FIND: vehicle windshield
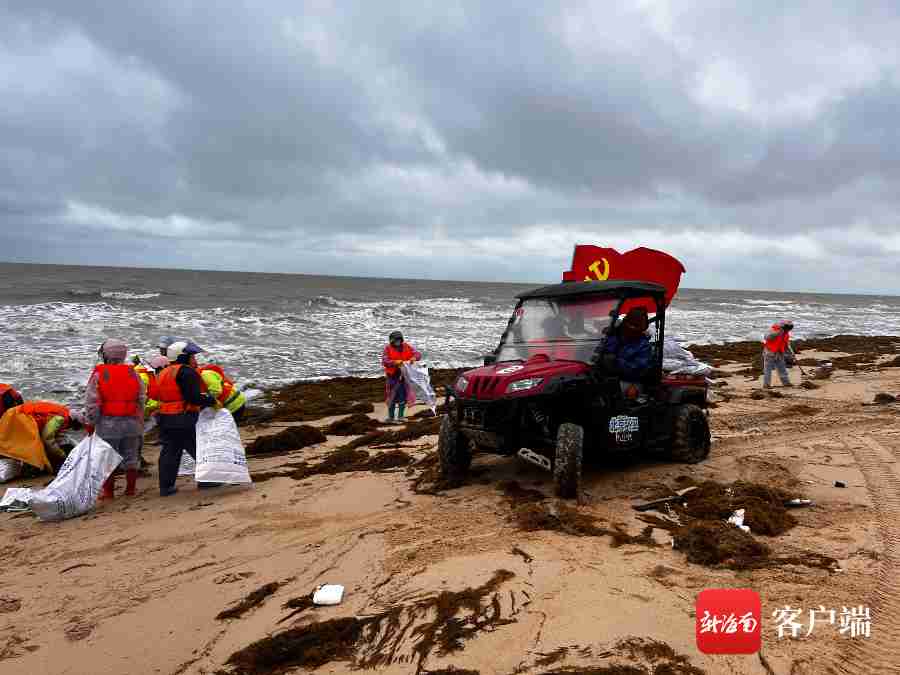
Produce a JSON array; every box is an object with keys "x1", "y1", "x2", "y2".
[{"x1": 495, "y1": 295, "x2": 619, "y2": 363}]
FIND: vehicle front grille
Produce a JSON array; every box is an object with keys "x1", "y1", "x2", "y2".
[{"x1": 472, "y1": 376, "x2": 500, "y2": 398}]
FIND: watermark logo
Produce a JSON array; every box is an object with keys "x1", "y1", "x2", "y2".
[
  {"x1": 772, "y1": 605, "x2": 871, "y2": 639},
  {"x1": 696, "y1": 589, "x2": 761, "y2": 654}
]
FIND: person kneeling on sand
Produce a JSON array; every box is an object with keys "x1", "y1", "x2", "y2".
[
  {"x1": 86, "y1": 339, "x2": 146, "y2": 499},
  {"x1": 156, "y1": 341, "x2": 216, "y2": 496},
  {"x1": 9, "y1": 400, "x2": 83, "y2": 472},
  {"x1": 382, "y1": 331, "x2": 421, "y2": 424},
  {"x1": 762, "y1": 320, "x2": 795, "y2": 389}
]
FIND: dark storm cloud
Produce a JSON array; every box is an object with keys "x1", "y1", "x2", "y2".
[{"x1": 2, "y1": 1, "x2": 900, "y2": 291}]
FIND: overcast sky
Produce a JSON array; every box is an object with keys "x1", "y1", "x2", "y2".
[{"x1": 3, "y1": 2, "x2": 900, "y2": 293}]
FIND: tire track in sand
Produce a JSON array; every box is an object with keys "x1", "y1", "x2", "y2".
[{"x1": 826, "y1": 434, "x2": 900, "y2": 674}]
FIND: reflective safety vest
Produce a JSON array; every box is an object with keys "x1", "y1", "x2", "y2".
[
  {"x1": 0, "y1": 383, "x2": 23, "y2": 418},
  {"x1": 384, "y1": 344, "x2": 415, "y2": 377},
  {"x1": 157, "y1": 365, "x2": 200, "y2": 415},
  {"x1": 764, "y1": 324, "x2": 791, "y2": 354},
  {"x1": 93, "y1": 364, "x2": 141, "y2": 417},
  {"x1": 198, "y1": 365, "x2": 236, "y2": 407},
  {"x1": 18, "y1": 401, "x2": 70, "y2": 432},
  {"x1": 134, "y1": 366, "x2": 159, "y2": 415}
]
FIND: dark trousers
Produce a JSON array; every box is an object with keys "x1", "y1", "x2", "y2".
[{"x1": 159, "y1": 426, "x2": 196, "y2": 492}]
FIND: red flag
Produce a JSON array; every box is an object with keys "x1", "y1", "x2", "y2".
[{"x1": 562, "y1": 245, "x2": 685, "y2": 311}]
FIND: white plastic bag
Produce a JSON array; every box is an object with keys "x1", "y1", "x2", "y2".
[
  {"x1": 401, "y1": 362, "x2": 437, "y2": 411},
  {"x1": 178, "y1": 451, "x2": 196, "y2": 477},
  {"x1": 662, "y1": 336, "x2": 713, "y2": 377},
  {"x1": 0, "y1": 458, "x2": 22, "y2": 483},
  {"x1": 195, "y1": 408, "x2": 251, "y2": 484},
  {"x1": 29, "y1": 435, "x2": 122, "y2": 522},
  {"x1": 313, "y1": 584, "x2": 345, "y2": 606},
  {"x1": 0, "y1": 487, "x2": 33, "y2": 510}
]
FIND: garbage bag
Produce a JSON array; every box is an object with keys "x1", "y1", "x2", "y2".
[
  {"x1": 195, "y1": 408, "x2": 251, "y2": 484},
  {"x1": 401, "y1": 362, "x2": 437, "y2": 410},
  {"x1": 662, "y1": 336, "x2": 713, "y2": 377},
  {"x1": 29, "y1": 435, "x2": 122, "y2": 522},
  {"x1": 0, "y1": 458, "x2": 22, "y2": 483},
  {"x1": 178, "y1": 451, "x2": 196, "y2": 477},
  {"x1": 0, "y1": 487, "x2": 33, "y2": 511}
]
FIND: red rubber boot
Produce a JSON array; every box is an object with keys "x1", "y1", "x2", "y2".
[
  {"x1": 98, "y1": 475, "x2": 116, "y2": 500},
  {"x1": 125, "y1": 469, "x2": 138, "y2": 496}
]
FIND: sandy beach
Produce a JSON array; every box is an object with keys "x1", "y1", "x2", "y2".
[{"x1": 2, "y1": 337, "x2": 900, "y2": 675}]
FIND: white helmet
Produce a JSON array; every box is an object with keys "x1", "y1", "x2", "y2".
[{"x1": 167, "y1": 340, "x2": 205, "y2": 361}]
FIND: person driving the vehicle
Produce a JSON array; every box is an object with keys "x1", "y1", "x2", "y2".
[{"x1": 600, "y1": 307, "x2": 653, "y2": 383}]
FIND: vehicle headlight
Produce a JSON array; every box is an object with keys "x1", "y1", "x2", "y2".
[
  {"x1": 506, "y1": 377, "x2": 543, "y2": 393},
  {"x1": 455, "y1": 376, "x2": 469, "y2": 392}
]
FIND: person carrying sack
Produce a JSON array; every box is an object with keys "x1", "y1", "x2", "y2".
[
  {"x1": 85, "y1": 338, "x2": 145, "y2": 499},
  {"x1": 381, "y1": 331, "x2": 421, "y2": 424}
]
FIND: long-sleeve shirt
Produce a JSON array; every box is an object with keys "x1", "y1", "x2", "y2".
[
  {"x1": 84, "y1": 368, "x2": 146, "y2": 440},
  {"x1": 42, "y1": 415, "x2": 67, "y2": 461},
  {"x1": 602, "y1": 334, "x2": 653, "y2": 381}
]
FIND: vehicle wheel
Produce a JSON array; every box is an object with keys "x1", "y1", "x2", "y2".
[
  {"x1": 438, "y1": 415, "x2": 472, "y2": 479},
  {"x1": 554, "y1": 423, "x2": 583, "y2": 499},
  {"x1": 669, "y1": 404, "x2": 711, "y2": 463}
]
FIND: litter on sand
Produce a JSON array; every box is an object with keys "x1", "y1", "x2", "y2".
[
  {"x1": 313, "y1": 584, "x2": 345, "y2": 606},
  {"x1": 727, "y1": 508, "x2": 751, "y2": 533}
]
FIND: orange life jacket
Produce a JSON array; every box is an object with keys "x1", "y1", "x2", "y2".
[
  {"x1": 93, "y1": 364, "x2": 141, "y2": 417},
  {"x1": 384, "y1": 344, "x2": 415, "y2": 377},
  {"x1": 18, "y1": 401, "x2": 70, "y2": 432},
  {"x1": 764, "y1": 324, "x2": 791, "y2": 354},
  {"x1": 198, "y1": 365, "x2": 235, "y2": 405},
  {"x1": 157, "y1": 365, "x2": 200, "y2": 415},
  {"x1": 0, "y1": 383, "x2": 23, "y2": 418}
]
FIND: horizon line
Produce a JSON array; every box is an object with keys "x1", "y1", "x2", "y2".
[{"x1": 0, "y1": 259, "x2": 898, "y2": 299}]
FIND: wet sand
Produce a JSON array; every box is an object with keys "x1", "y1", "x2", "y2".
[{"x1": 2, "y1": 336, "x2": 900, "y2": 674}]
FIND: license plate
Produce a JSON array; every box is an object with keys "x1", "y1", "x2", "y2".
[{"x1": 609, "y1": 415, "x2": 640, "y2": 433}]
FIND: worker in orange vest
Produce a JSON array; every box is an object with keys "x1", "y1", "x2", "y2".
[
  {"x1": 0, "y1": 384, "x2": 24, "y2": 419},
  {"x1": 762, "y1": 320, "x2": 795, "y2": 389},
  {"x1": 14, "y1": 400, "x2": 83, "y2": 470},
  {"x1": 85, "y1": 339, "x2": 145, "y2": 499},
  {"x1": 381, "y1": 331, "x2": 421, "y2": 423},
  {"x1": 156, "y1": 341, "x2": 216, "y2": 496}
]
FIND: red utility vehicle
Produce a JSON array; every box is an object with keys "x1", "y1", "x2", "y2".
[{"x1": 439, "y1": 279, "x2": 711, "y2": 497}]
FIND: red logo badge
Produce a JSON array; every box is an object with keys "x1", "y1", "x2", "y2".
[{"x1": 696, "y1": 589, "x2": 761, "y2": 654}]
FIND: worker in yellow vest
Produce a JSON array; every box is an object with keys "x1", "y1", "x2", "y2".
[{"x1": 197, "y1": 364, "x2": 246, "y2": 423}]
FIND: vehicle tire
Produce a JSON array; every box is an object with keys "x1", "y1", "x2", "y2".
[
  {"x1": 669, "y1": 404, "x2": 711, "y2": 463},
  {"x1": 554, "y1": 423, "x2": 583, "y2": 499},
  {"x1": 438, "y1": 415, "x2": 472, "y2": 479}
]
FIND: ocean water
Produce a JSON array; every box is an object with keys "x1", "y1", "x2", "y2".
[{"x1": 2, "y1": 262, "x2": 900, "y2": 406}]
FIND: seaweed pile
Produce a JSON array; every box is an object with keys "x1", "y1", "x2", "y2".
[
  {"x1": 537, "y1": 637, "x2": 705, "y2": 675},
  {"x1": 253, "y1": 448, "x2": 415, "y2": 484},
  {"x1": 341, "y1": 416, "x2": 442, "y2": 450},
  {"x1": 637, "y1": 480, "x2": 838, "y2": 571},
  {"x1": 513, "y1": 503, "x2": 658, "y2": 548},
  {"x1": 217, "y1": 579, "x2": 294, "y2": 621},
  {"x1": 223, "y1": 570, "x2": 517, "y2": 674},
  {"x1": 245, "y1": 425, "x2": 326, "y2": 456},
  {"x1": 323, "y1": 413, "x2": 384, "y2": 435}
]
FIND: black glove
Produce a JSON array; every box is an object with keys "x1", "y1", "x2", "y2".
[{"x1": 199, "y1": 394, "x2": 217, "y2": 409}]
